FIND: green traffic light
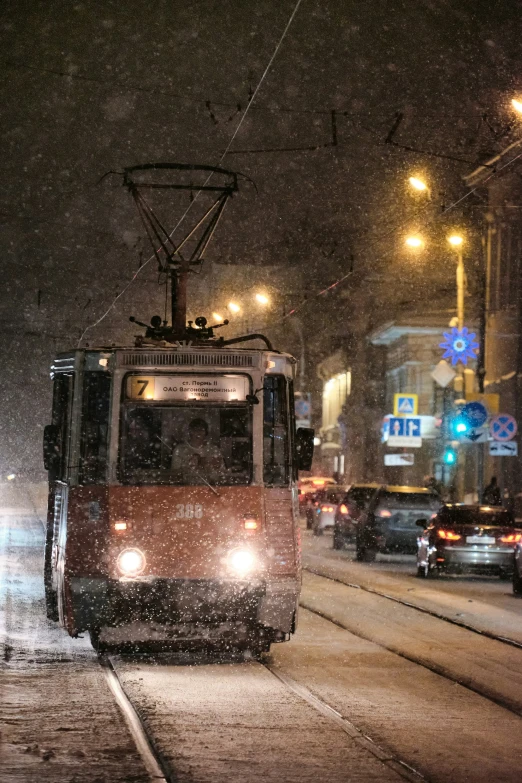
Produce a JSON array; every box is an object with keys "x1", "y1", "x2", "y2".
[{"x1": 443, "y1": 448, "x2": 457, "y2": 465}]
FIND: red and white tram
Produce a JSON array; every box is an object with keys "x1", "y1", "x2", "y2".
[{"x1": 43, "y1": 339, "x2": 314, "y2": 653}]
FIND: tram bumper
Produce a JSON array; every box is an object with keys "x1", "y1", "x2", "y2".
[{"x1": 69, "y1": 576, "x2": 298, "y2": 641}]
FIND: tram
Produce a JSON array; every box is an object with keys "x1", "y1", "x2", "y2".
[{"x1": 43, "y1": 329, "x2": 314, "y2": 653}]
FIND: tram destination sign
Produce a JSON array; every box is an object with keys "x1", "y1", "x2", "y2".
[{"x1": 128, "y1": 375, "x2": 249, "y2": 402}]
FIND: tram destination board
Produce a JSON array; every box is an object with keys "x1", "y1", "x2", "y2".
[{"x1": 127, "y1": 374, "x2": 249, "y2": 401}]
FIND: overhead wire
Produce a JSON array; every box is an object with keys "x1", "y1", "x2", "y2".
[
  {"x1": 77, "y1": 0, "x2": 305, "y2": 345},
  {"x1": 279, "y1": 145, "x2": 522, "y2": 321}
]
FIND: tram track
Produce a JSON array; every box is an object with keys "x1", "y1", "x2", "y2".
[
  {"x1": 101, "y1": 655, "x2": 169, "y2": 782},
  {"x1": 301, "y1": 567, "x2": 522, "y2": 719},
  {"x1": 304, "y1": 564, "x2": 522, "y2": 650},
  {"x1": 101, "y1": 648, "x2": 427, "y2": 783},
  {"x1": 96, "y1": 568, "x2": 522, "y2": 782}
]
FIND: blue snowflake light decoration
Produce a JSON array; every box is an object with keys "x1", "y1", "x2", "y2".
[{"x1": 439, "y1": 327, "x2": 479, "y2": 366}]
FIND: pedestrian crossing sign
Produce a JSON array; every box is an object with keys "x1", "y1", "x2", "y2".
[{"x1": 394, "y1": 393, "x2": 418, "y2": 417}]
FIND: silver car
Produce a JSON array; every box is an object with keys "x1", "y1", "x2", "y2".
[
  {"x1": 417, "y1": 504, "x2": 522, "y2": 579},
  {"x1": 312, "y1": 487, "x2": 347, "y2": 536}
]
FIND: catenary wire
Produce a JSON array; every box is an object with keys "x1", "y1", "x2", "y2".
[
  {"x1": 280, "y1": 146, "x2": 522, "y2": 321},
  {"x1": 77, "y1": 0, "x2": 305, "y2": 345}
]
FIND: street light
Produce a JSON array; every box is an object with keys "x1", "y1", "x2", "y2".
[
  {"x1": 447, "y1": 235, "x2": 465, "y2": 329},
  {"x1": 511, "y1": 98, "x2": 522, "y2": 115},
  {"x1": 408, "y1": 176, "x2": 429, "y2": 192},
  {"x1": 228, "y1": 302, "x2": 241, "y2": 314},
  {"x1": 212, "y1": 312, "x2": 224, "y2": 322},
  {"x1": 405, "y1": 236, "x2": 424, "y2": 248},
  {"x1": 255, "y1": 293, "x2": 270, "y2": 306}
]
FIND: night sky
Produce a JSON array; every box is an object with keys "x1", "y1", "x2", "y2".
[{"x1": 1, "y1": 0, "x2": 521, "y2": 473}]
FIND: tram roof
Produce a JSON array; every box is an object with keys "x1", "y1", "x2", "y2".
[{"x1": 51, "y1": 345, "x2": 296, "y2": 375}]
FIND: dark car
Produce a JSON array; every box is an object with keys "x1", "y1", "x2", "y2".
[
  {"x1": 356, "y1": 485, "x2": 442, "y2": 561},
  {"x1": 417, "y1": 504, "x2": 522, "y2": 579},
  {"x1": 333, "y1": 483, "x2": 379, "y2": 550}
]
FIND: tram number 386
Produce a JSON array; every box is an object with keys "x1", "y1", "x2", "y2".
[{"x1": 175, "y1": 504, "x2": 204, "y2": 519}]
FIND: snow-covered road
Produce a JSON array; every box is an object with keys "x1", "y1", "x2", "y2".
[{"x1": 2, "y1": 485, "x2": 522, "y2": 782}]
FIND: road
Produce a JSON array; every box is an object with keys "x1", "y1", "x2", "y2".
[{"x1": 2, "y1": 485, "x2": 522, "y2": 782}]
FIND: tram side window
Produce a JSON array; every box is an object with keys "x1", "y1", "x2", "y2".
[
  {"x1": 263, "y1": 375, "x2": 289, "y2": 487},
  {"x1": 79, "y1": 372, "x2": 111, "y2": 484},
  {"x1": 49, "y1": 374, "x2": 74, "y2": 481}
]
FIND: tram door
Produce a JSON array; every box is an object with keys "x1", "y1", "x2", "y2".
[
  {"x1": 44, "y1": 366, "x2": 112, "y2": 624},
  {"x1": 43, "y1": 371, "x2": 75, "y2": 620}
]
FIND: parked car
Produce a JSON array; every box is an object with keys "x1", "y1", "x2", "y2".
[
  {"x1": 312, "y1": 486, "x2": 348, "y2": 536},
  {"x1": 356, "y1": 485, "x2": 442, "y2": 561},
  {"x1": 298, "y1": 477, "x2": 335, "y2": 509},
  {"x1": 333, "y1": 483, "x2": 379, "y2": 549},
  {"x1": 417, "y1": 504, "x2": 522, "y2": 579},
  {"x1": 514, "y1": 542, "x2": 522, "y2": 596}
]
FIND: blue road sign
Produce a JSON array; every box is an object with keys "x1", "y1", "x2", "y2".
[
  {"x1": 394, "y1": 394, "x2": 418, "y2": 416},
  {"x1": 490, "y1": 414, "x2": 518, "y2": 442},
  {"x1": 462, "y1": 401, "x2": 488, "y2": 428},
  {"x1": 389, "y1": 417, "x2": 421, "y2": 438}
]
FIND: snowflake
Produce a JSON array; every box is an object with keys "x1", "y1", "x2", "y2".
[{"x1": 439, "y1": 327, "x2": 479, "y2": 366}]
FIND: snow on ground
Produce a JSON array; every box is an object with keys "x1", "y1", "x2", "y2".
[
  {"x1": 301, "y1": 528, "x2": 522, "y2": 643},
  {"x1": 3, "y1": 488, "x2": 522, "y2": 783},
  {"x1": 0, "y1": 484, "x2": 149, "y2": 783}
]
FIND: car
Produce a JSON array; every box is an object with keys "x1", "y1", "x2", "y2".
[
  {"x1": 514, "y1": 542, "x2": 522, "y2": 596},
  {"x1": 311, "y1": 486, "x2": 348, "y2": 536},
  {"x1": 298, "y1": 476, "x2": 336, "y2": 509},
  {"x1": 356, "y1": 485, "x2": 442, "y2": 561},
  {"x1": 333, "y1": 483, "x2": 379, "y2": 549},
  {"x1": 417, "y1": 504, "x2": 522, "y2": 579}
]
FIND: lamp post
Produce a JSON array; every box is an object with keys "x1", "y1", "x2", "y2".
[{"x1": 447, "y1": 235, "x2": 465, "y2": 330}]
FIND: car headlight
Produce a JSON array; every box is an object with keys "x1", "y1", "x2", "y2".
[
  {"x1": 117, "y1": 548, "x2": 146, "y2": 577},
  {"x1": 227, "y1": 548, "x2": 256, "y2": 577}
]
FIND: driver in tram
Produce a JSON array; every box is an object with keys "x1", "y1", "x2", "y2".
[{"x1": 171, "y1": 417, "x2": 226, "y2": 483}]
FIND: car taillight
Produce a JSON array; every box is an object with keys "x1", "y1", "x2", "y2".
[
  {"x1": 438, "y1": 530, "x2": 461, "y2": 541},
  {"x1": 500, "y1": 533, "x2": 522, "y2": 544},
  {"x1": 378, "y1": 509, "x2": 392, "y2": 518},
  {"x1": 321, "y1": 505, "x2": 334, "y2": 512},
  {"x1": 339, "y1": 504, "x2": 348, "y2": 515}
]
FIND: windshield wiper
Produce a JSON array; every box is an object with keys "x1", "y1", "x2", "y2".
[{"x1": 193, "y1": 470, "x2": 220, "y2": 496}]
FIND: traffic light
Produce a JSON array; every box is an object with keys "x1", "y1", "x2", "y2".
[
  {"x1": 450, "y1": 411, "x2": 471, "y2": 439},
  {"x1": 443, "y1": 446, "x2": 458, "y2": 465}
]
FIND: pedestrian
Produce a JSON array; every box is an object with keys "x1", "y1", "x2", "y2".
[{"x1": 482, "y1": 476, "x2": 502, "y2": 506}]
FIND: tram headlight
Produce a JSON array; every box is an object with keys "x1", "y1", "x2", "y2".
[
  {"x1": 227, "y1": 548, "x2": 257, "y2": 577},
  {"x1": 117, "y1": 548, "x2": 146, "y2": 577}
]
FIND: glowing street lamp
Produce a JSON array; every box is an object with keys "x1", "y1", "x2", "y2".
[
  {"x1": 212, "y1": 312, "x2": 224, "y2": 322},
  {"x1": 255, "y1": 293, "x2": 270, "y2": 306},
  {"x1": 511, "y1": 98, "x2": 522, "y2": 115},
  {"x1": 448, "y1": 234, "x2": 463, "y2": 247},
  {"x1": 228, "y1": 302, "x2": 241, "y2": 314},
  {"x1": 408, "y1": 176, "x2": 429, "y2": 192},
  {"x1": 405, "y1": 236, "x2": 424, "y2": 248}
]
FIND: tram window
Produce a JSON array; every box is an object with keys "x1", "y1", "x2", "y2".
[
  {"x1": 79, "y1": 372, "x2": 111, "y2": 484},
  {"x1": 263, "y1": 375, "x2": 289, "y2": 487},
  {"x1": 49, "y1": 374, "x2": 74, "y2": 481},
  {"x1": 119, "y1": 404, "x2": 252, "y2": 486}
]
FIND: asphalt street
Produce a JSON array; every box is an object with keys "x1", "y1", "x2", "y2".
[{"x1": 2, "y1": 485, "x2": 522, "y2": 782}]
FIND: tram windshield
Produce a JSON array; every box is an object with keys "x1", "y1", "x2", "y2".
[{"x1": 119, "y1": 405, "x2": 252, "y2": 486}]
